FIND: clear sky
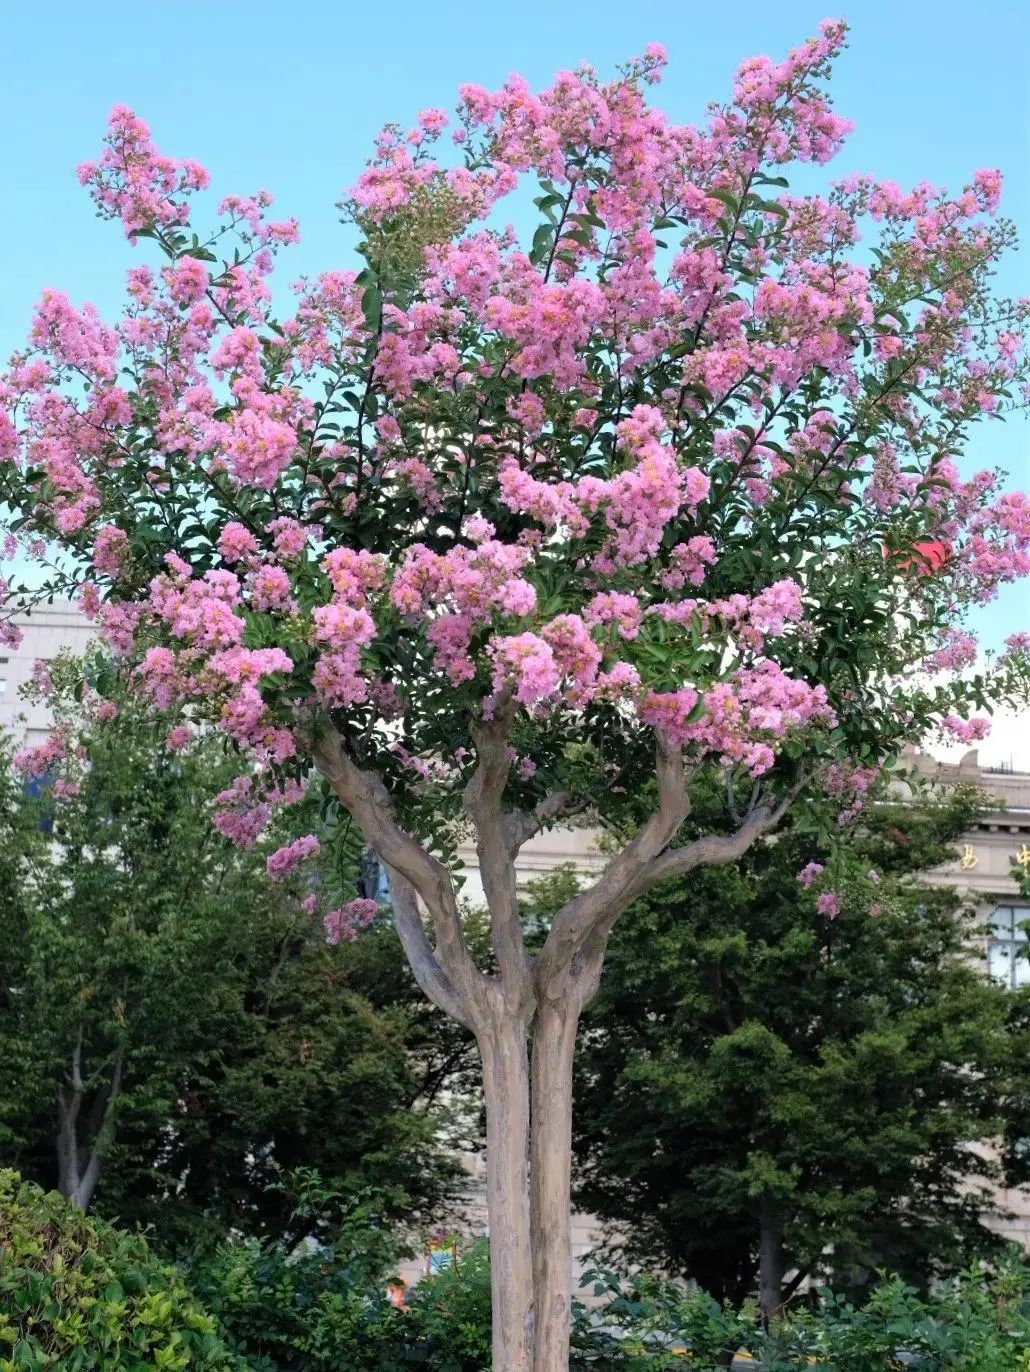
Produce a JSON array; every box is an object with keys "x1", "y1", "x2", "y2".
[{"x1": 2, "y1": 0, "x2": 1028, "y2": 757}]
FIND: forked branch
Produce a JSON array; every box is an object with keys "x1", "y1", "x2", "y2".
[
  {"x1": 385, "y1": 864, "x2": 477, "y2": 1027},
  {"x1": 312, "y1": 721, "x2": 484, "y2": 1016},
  {"x1": 503, "y1": 789, "x2": 577, "y2": 855},
  {"x1": 465, "y1": 706, "x2": 532, "y2": 1003},
  {"x1": 535, "y1": 735, "x2": 690, "y2": 995},
  {"x1": 539, "y1": 760, "x2": 812, "y2": 1000}
]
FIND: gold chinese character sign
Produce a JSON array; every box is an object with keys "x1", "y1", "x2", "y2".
[{"x1": 959, "y1": 844, "x2": 979, "y2": 870}]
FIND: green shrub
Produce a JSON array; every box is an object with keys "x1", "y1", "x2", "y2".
[
  {"x1": 579, "y1": 1255, "x2": 1030, "y2": 1369},
  {"x1": 189, "y1": 1168, "x2": 492, "y2": 1372},
  {"x1": 0, "y1": 1169, "x2": 235, "y2": 1371},
  {"x1": 190, "y1": 1173, "x2": 408, "y2": 1372},
  {"x1": 395, "y1": 1240, "x2": 493, "y2": 1371}
]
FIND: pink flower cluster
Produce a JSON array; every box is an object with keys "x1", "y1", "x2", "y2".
[
  {"x1": 498, "y1": 407, "x2": 709, "y2": 568},
  {"x1": 0, "y1": 21, "x2": 1026, "y2": 895},
  {"x1": 77, "y1": 105, "x2": 210, "y2": 238},
  {"x1": 13, "y1": 733, "x2": 66, "y2": 781},
  {"x1": 923, "y1": 630, "x2": 979, "y2": 673},
  {"x1": 641, "y1": 660, "x2": 836, "y2": 776},
  {"x1": 323, "y1": 898, "x2": 379, "y2": 945},
  {"x1": 797, "y1": 861, "x2": 824, "y2": 888},
  {"x1": 266, "y1": 833, "x2": 321, "y2": 881},
  {"x1": 940, "y1": 714, "x2": 991, "y2": 744},
  {"x1": 212, "y1": 775, "x2": 272, "y2": 848}
]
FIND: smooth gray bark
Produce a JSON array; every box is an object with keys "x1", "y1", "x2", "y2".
[
  {"x1": 480, "y1": 1015, "x2": 535, "y2": 1371},
  {"x1": 529, "y1": 997, "x2": 579, "y2": 1372},
  {"x1": 55, "y1": 1032, "x2": 123, "y2": 1212},
  {"x1": 758, "y1": 1211, "x2": 785, "y2": 1328}
]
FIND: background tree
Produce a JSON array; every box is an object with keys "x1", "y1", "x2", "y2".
[
  {"x1": 0, "y1": 674, "x2": 468, "y2": 1253},
  {"x1": 2, "y1": 20, "x2": 1029, "y2": 1369},
  {"x1": 567, "y1": 780, "x2": 1022, "y2": 1319},
  {"x1": 998, "y1": 859, "x2": 1030, "y2": 1198}
]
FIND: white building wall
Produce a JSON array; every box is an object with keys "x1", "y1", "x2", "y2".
[{"x1": 0, "y1": 601, "x2": 94, "y2": 747}]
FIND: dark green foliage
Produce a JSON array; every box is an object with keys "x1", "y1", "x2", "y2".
[
  {"x1": 566, "y1": 781, "x2": 1023, "y2": 1303},
  {"x1": 189, "y1": 1173, "x2": 492, "y2": 1372},
  {"x1": 0, "y1": 1169, "x2": 235, "y2": 1371},
  {"x1": 188, "y1": 1204, "x2": 1030, "y2": 1372},
  {"x1": 0, "y1": 684, "x2": 470, "y2": 1254},
  {"x1": 189, "y1": 1172, "x2": 407, "y2": 1372},
  {"x1": 397, "y1": 1241, "x2": 494, "y2": 1371},
  {"x1": 575, "y1": 1256, "x2": 1030, "y2": 1369}
]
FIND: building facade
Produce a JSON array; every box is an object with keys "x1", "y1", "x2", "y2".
[
  {"x1": 907, "y1": 747, "x2": 1030, "y2": 1247},
  {"x1": 0, "y1": 601, "x2": 96, "y2": 747}
]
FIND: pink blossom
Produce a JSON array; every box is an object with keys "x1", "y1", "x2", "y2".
[
  {"x1": 816, "y1": 891, "x2": 840, "y2": 917},
  {"x1": 13, "y1": 734, "x2": 65, "y2": 781},
  {"x1": 940, "y1": 714, "x2": 991, "y2": 743},
  {"x1": 324, "y1": 898, "x2": 379, "y2": 944},
  {"x1": 268, "y1": 517, "x2": 308, "y2": 559},
  {"x1": 489, "y1": 633, "x2": 560, "y2": 706},
  {"x1": 92, "y1": 525, "x2": 129, "y2": 579},
  {"x1": 797, "y1": 862, "x2": 824, "y2": 887},
  {"x1": 77, "y1": 105, "x2": 209, "y2": 237},
  {"x1": 218, "y1": 521, "x2": 260, "y2": 563},
  {"x1": 266, "y1": 833, "x2": 321, "y2": 881},
  {"x1": 212, "y1": 775, "x2": 270, "y2": 848},
  {"x1": 165, "y1": 724, "x2": 192, "y2": 752}
]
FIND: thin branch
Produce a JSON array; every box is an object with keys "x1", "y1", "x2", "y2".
[
  {"x1": 385, "y1": 865, "x2": 476, "y2": 1029},
  {"x1": 631, "y1": 777, "x2": 807, "y2": 895},
  {"x1": 56, "y1": 1026, "x2": 85, "y2": 1201},
  {"x1": 503, "y1": 789, "x2": 577, "y2": 856},
  {"x1": 781, "y1": 1269, "x2": 809, "y2": 1303},
  {"x1": 73, "y1": 1042, "x2": 124, "y2": 1211},
  {"x1": 535, "y1": 735, "x2": 689, "y2": 996},
  {"x1": 465, "y1": 704, "x2": 532, "y2": 1007},
  {"x1": 311, "y1": 721, "x2": 484, "y2": 1021},
  {"x1": 541, "y1": 765, "x2": 812, "y2": 1005},
  {"x1": 69, "y1": 1026, "x2": 85, "y2": 1097}
]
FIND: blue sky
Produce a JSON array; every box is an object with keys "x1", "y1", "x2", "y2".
[{"x1": 2, "y1": 0, "x2": 1027, "y2": 671}]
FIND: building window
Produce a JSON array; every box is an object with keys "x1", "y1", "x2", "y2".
[{"x1": 987, "y1": 905, "x2": 1030, "y2": 990}]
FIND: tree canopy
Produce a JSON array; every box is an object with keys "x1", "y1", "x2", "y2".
[
  {"x1": 0, "y1": 674, "x2": 468, "y2": 1252},
  {"x1": 567, "y1": 780, "x2": 1023, "y2": 1310}
]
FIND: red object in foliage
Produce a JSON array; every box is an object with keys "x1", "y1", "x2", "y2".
[
  {"x1": 386, "y1": 1279, "x2": 409, "y2": 1312},
  {"x1": 889, "y1": 539, "x2": 952, "y2": 575}
]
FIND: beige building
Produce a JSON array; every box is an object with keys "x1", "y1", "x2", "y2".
[{"x1": 905, "y1": 747, "x2": 1030, "y2": 1247}]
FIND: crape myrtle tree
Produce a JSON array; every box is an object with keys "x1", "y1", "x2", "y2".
[{"x1": 2, "y1": 21, "x2": 1030, "y2": 1370}]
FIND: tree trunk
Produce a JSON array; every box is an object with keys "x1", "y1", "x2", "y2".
[
  {"x1": 55, "y1": 1091, "x2": 82, "y2": 1205},
  {"x1": 479, "y1": 1016, "x2": 535, "y2": 1371},
  {"x1": 54, "y1": 1039, "x2": 123, "y2": 1213},
  {"x1": 758, "y1": 1213, "x2": 785, "y2": 1329},
  {"x1": 478, "y1": 995, "x2": 583, "y2": 1372},
  {"x1": 314, "y1": 716, "x2": 789, "y2": 1370},
  {"x1": 530, "y1": 997, "x2": 579, "y2": 1372}
]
